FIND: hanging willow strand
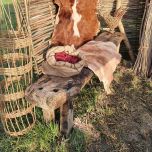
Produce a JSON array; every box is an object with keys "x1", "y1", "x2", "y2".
[{"x1": 133, "y1": 0, "x2": 152, "y2": 77}]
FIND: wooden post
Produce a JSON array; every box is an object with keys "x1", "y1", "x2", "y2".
[{"x1": 60, "y1": 100, "x2": 74, "y2": 137}]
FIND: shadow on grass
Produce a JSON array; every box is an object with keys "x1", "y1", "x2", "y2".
[{"x1": 71, "y1": 66, "x2": 152, "y2": 152}]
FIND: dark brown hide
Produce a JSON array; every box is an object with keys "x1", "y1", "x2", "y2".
[{"x1": 51, "y1": 0, "x2": 99, "y2": 48}]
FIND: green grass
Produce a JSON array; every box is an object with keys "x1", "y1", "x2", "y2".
[
  {"x1": 0, "y1": 0, "x2": 17, "y2": 30},
  {"x1": 0, "y1": 109, "x2": 67, "y2": 152},
  {"x1": 0, "y1": 122, "x2": 64, "y2": 152}
]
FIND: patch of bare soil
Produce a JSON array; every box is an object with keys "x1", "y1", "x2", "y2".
[{"x1": 73, "y1": 66, "x2": 152, "y2": 152}]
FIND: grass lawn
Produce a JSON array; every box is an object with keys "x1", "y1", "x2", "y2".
[{"x1": 0, "y1": 64, "x2": 152, "y2": 152}]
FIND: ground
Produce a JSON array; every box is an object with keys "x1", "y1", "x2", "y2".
[{"x1": 0, "y1": 63, "x2": 152, "y2": 152}]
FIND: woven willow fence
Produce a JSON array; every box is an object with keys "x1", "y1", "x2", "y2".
[
  {"x1": 0, "y1": 0, "x2": 36, "y2": 136},
  {"x1": 98, "y1": 0, "x2": 145, "y2": 59},
  {"x1": 28, "y1": 0, "x2": 56, "y2": 74},
  {"x1": 26, "y1": 0, "x2": 145, "y2": 74}
]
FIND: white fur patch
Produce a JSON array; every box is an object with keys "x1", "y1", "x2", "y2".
[
  {"x1": 55, "y1": 7, "x2": 60, "y2": 25},
  {"x1": 72, "y1": 0, "x2": 82, "y2": 37}
]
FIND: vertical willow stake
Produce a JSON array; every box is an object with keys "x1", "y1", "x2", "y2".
[{"x1": 116, "y1": 0, "x2": 135, "y2": 62}]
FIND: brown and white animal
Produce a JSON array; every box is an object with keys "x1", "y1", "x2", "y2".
[{"x1": 51, "y1": 0, "x2": 100, "y2": 48}]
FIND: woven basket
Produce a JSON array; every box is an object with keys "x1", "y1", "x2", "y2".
[
  {"x1": 0, "y1": 31, "x2": 31, "y2": 49},
  {"x1": 0, "y1": 77, "x2": 36, "y2": 136},
  {"x1": 0, "y1": 0, "x2": 36, "y2": 136},
  {"x1": 0, "y1": 49, "x2": 36, "y2": 136},
  {"x1": 0, "y1": 52, "x2": 32, "y2": 76}
]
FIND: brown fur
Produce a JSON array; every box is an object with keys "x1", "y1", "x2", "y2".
[{"x1": 51, "y1": 0, "x2": 99, "y2": 48}]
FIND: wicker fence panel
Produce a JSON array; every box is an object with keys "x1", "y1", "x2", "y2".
[
  {"x1": 28, "y1": 0, "x2": 56, "y2": 74},
  {"x1": 98, "y1": 0, "x2": 145, "y2": 58}
]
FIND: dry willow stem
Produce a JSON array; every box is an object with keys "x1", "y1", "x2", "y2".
[
  {"x1": 116, "y1": 0, "x2": 135, "y2": 62},
  {"x1": 134, "y1": 0, "x2": 152, "y2": 77}
]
